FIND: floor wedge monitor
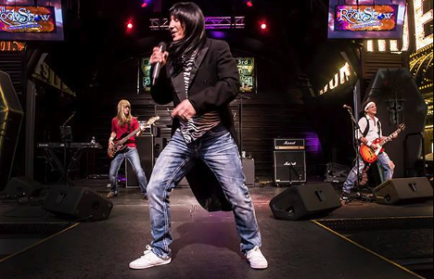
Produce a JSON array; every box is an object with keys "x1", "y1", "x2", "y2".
[
  {"x1": 374, "y1": 177, "x2": 433, "y2": 205},
  {"x1": 270, "y1": 183, "x2": 342, "y2": 221}
]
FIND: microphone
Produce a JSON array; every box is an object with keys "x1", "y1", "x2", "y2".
[
  {"x1": 152, "y1": 42, "x2": 167, "y2": 86},
  {"x1": 343, "y1": 104, "x2": 352, "y2": 110}
]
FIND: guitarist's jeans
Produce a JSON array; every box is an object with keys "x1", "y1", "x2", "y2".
[
  {"x1": 109, "y1": 147, "x2": 148, "y2": 196},
  {"x1": 146, "y1": 129, "x2": 262, "y2": 259},
  {"x1": 343, "y1": 152, "x2": 393, "y2": 194}
]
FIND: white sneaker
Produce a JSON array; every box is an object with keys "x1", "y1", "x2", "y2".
[
  {"x1": 245, "y1": 246, "x2": 268, "y2": 269},
  {"x1": 129, "y1": 245, "x2": 172, "y2": 269}
]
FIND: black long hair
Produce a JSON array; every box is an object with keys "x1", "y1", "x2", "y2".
[{"x1": 168, "y1": 2, "x2": 207, "y2": 70}]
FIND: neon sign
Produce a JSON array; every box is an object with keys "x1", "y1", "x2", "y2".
[
  {"x1": 0, "y1": 41, "x2": 26, "y2": 51},
  {"x1": 0, "y1": 6, "x2": 55, "y2": 33},
  {"x1": 319, "y1": 63, "x2": 353, "y2": 95},
  {"x1": 336, "y1": 5, "x2": 398, "y2": 32}
]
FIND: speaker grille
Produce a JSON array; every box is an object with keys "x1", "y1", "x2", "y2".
[{"x1": 274, "y1": 151, "x2": 306, "y2": 184}]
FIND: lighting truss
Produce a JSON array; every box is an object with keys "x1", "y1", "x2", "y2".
[{"x1": 149, "y1": 16, "x2": 245, "y2": 30}]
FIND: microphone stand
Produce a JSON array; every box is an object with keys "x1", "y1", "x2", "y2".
[
  {"x1": 60, "y1": 112, "x2": 75, "y2": 186},
  {"x1": 344, "y1": 106, "x2": 368, "y2": 202},
  {"x1": 237, "y1": 94, "x2": 251, "y2": 157}
]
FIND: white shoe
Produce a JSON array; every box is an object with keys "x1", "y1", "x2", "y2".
[
  {"x1": 245, "y1": 246, "x2": 268, "y2": 269},
  {"x1": 129, "y1": 245, "x2": 172, "y2": 269}
]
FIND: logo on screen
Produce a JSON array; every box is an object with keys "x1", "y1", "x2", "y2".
[
  {"x1": 335, "y1": 5, "x2": 398, "y2": 32},
  {"x1": 0, "y1": 6, "x2": 55, "y2": 33}
]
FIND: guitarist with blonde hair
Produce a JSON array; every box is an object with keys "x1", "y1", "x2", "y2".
[
  {"x1": 342, "y1": 101, "x2": 398, "y2": 201},
  {"x1": 107, "y1": 100, "x2": 147, "y2": 199}
]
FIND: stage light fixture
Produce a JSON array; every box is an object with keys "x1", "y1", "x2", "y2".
[
  {"x1": 260, "y1": 23, "x2": 267, "y2": 30},
  {"x1": 127, "y1": 21, "x2": 134, "y2": 30},
  {"x1": 141, "y1": 0, "x2": 149, "y2": 8},
  {"x1": 246, "y1": 1, "x2": 253, "y2": 7}
]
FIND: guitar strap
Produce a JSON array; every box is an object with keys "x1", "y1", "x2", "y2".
[{"x1": 362, "y1": 116, "x2": 381, "y2": 138}]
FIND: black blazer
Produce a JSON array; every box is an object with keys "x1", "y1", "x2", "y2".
[{"x1": 151, "y1": 38, "x2": 240, "y2": 212}]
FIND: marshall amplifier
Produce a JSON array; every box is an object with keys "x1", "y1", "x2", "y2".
[
  {"x1": 274, "y1": 139, "x2": 305, "y2": 150},
  {"x1": 274, "y1": 151, "x2": 306, "y2": 184}
]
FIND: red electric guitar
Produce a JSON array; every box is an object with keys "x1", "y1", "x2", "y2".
[
  {"x1": 107, "y1": 116, "x2": 160, "y2": 159},
  {"x1": 359, "y1": 123, "x2": 406, "y2": 164}
]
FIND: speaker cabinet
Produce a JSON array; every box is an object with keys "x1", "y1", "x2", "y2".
[
  {"x1": 43, "y1": 186, "x2": 113, "y2": 221},
  {"x1": 126, "y1": 135, "x2": 154, "y2": 187},
  {"x1": 0, "y1": 71, "x2": 24, "y2": 190},
  {"x1": 274, "y1": 151, "x2": 306, "y2": 184},
  {"x1": 243, "y1": 158, "x2": 255, "y2": 186},
  {"x1": 269, "y1": 183, "x2": 341, "y2": 221},
  {"x1": 374, "y1": 177, "x2": 433, "y2": 205},
  {"x1": 3, "y1": 177, "x2": 43, "y2": 198}
]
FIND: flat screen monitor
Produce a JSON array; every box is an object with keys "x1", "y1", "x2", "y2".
[
  {"x1": 328, "y1": 0, "x2": 406, "y2": 39},
  {"x1": 236, "y1": 57, "x2": 255, "y2": 93},
  {"x1": 0, "y1": 0, "x2": 64, "y2": 41}
]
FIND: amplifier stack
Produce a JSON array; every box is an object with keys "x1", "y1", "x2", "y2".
[{"x1": 274, "y1": 139, "x2": 306, "y2": 185}]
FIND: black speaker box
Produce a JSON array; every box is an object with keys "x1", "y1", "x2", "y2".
[
  {"x1": 3, "y1": 177, "x2": 43, "y2": 198},
  {"x1": 43, "y1": 186, "x2": 113, "y2": 221},
  {"x1": 0, "y1": 71, "x2": 24, "y2": 190},
  {"x1": 126, "y1": 135, "x2": 154, "y2": 187},
  {"x1": 269, "y1": 183, "x2": 342, "y2": 221},
  {"x1": 274, "y1": 151, "x2": 306, "y2": 184},
  {"x1": 374, "y1": 177, "x2": 433, "y2": 205}
]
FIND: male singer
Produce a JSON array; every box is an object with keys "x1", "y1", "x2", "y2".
[{"x1": 129, "y1": 2, "x2": 268, "y2": 270}]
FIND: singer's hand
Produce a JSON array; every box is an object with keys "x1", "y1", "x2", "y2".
[
  {"x1": 172, "y1": 100, "x2": 196, "y2": 121},
  {"x1": 150, "y1": 47, "x2": 169, "y2": 66}
]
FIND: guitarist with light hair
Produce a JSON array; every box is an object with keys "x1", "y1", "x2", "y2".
[
  {"x1": 342, "y1": 101, "x2": 399, "y2": 201},
  {"x1": 107, "y1": 99, "x2": 148, "y2": 199}
]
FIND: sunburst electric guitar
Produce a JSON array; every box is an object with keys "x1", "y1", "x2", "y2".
[
  {"x1": 359, "y1": 123, "x2": 406, "y2": 164},
  {"x1": 107, "y1": 116, "x2": 160, "y2": 159}
]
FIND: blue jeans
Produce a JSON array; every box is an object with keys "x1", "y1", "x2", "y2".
[
  {"x1": 343, "y1": 152, "x2": 394, "y2": 193},
  {"x1": 109, "y1": 147, "x2": 147, "y2": 196},
  {"x1": 147, "y1": 129, "x2": 262, "y2": 258}
]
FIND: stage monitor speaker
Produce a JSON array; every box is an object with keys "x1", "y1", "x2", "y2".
[
  {"x1": 3, "y1": 177, "x2": 43, "y2": 198},
  {"x1": 126, "y1": 135, "x2": 154, "y2": 187},
  {"x1": 43, "y1": 186, "x2": 113, "y2": 221},
  {"x1": 269, "y1": 183, "x2": 341, "y2": 221},
  {"x1": 274, "y1": 151, "x2": 306, "y2": 184},
  {"x1": 243, "y1": 158, "x2": 255, "y2": 186},
  {"x1": 0, "y1": 71, "x2": 24, "y2": 190},
  {"x1": 373, "y1": 177, "x2": 433, "y2": 205}
]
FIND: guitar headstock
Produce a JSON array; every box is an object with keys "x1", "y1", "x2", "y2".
[{"x1": 146, "y1": 116, "x2": 160, "y2": 126}]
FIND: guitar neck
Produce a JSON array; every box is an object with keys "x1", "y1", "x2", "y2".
[
  {"x1": 380, "y1": 129, "x2": 402, "y2": 146},
  {"x1": 117, "y1": 117, "x2": 159, "y2": 145},
  {"x1": 119, "y1": 127, "x2": 142, "y2": 144}
]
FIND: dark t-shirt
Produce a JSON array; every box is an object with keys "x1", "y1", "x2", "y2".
[{"x1": 111, "y1": 117, "x2": 139, "y2": 148}]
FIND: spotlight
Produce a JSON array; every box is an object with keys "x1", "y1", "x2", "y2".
[
  {"x1": 260, "y1": 23, "x2": 267, "y2": 30},
  {"x1": 141, "y1": 0, "x2": 150, "y2": 8},
  {"x1": 246, "y1": 1, "x2": 253, "y2": 7},
  {"x1": 127, "y1": 22, "x2": 133, "y2": 30}
]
